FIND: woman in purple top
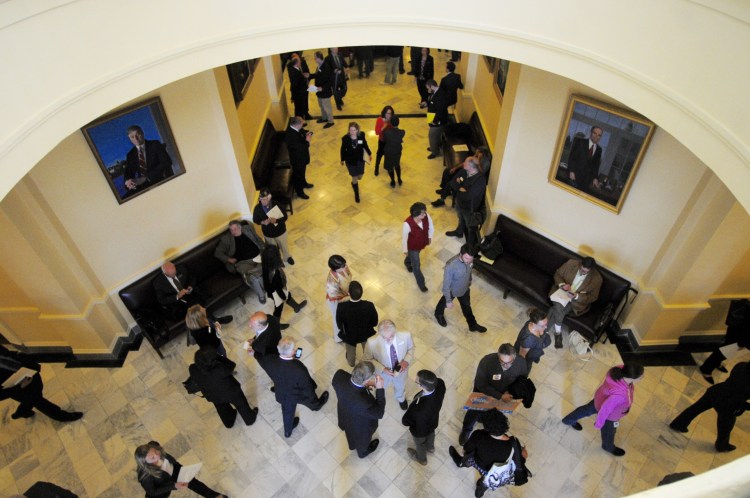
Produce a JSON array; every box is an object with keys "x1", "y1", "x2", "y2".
[{"x1": 562, "y1": 363, "x2": 644, "y2": 456}]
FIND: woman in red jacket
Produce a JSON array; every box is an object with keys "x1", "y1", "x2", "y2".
[
  {"x1": 373, "y1": 106, "x2": 394, "y2": 176},
  {"x1": 562, "y1": 363, "x2": 644, "y2": 456}
]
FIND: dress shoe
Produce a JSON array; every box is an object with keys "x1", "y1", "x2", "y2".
[
  {"x1": 701, "y1": 373, "x2": 715, "y2": 385},
  {"x1": 606, "y1": 447, "x2": 626, "y2": 456},
  {"x1": 304, "y1": 114, "x2": 314, "y2": 120},
  {"x1": 304, "y1": 183, "x2": 314, "y2": 188},
  {"x1": 398, "y1": 179, "x2": 402, "y2": 186},
  {"x1": 717, "y1": 364, "x2": 728, "y2": 373},
  {"x1": 668, "y1": 422, "x2": 688, "y2": 433},
  {"x1": 259, "y1": 296, "x2": 267, "y2": 304},
  {"x1": 323, "y1": 122, "x2": 334, "y2": 129},
  {"x1": 407, "y1": 448, "x2": 427, "y2": 466},
  {"x1": 564, "y1": 421, "x2": 583, "y2": 431},
  {"x1": 716, "y1": 444, "x2": 737, "y2": 453},
  {"x1": 399, "y1": 400, "x2": 408, "y2": 410},
  {"x1": 399, "y1": 69, "x2": 405, "y2": 74},
  {"x1": 363, "y1": 439, "x2": 379, "y2": 457},
  {"x1": 316, "y1": 391, "x2": 329, "y2": 409},
  {"x1": 426, "y1": 147, "x2": 431, "y2": 151},
  {"x1": 287, "y1": 257, "x2": 295, "y2": 265},
  {"x1": 419, "y1": 285, "x2": 428, "y2": 293},
  {"x1": 390, "y1": 180, "x2": 396, "y2": 188},
  {"x1": 449, "y1": 445, "x2": 463, "y2": 466},
  {"x1": 285, "y1": 416, "x2": 300, "y2": 438},
  {"x1": 11, "y1": 410, "x2": 35, "y2": 419},
  {"x1": 216, "y1": 315, "x2": 233, "y2": 325},
  {"x1": 270, "y1": 386, "x2": 276, "y2": 392},
  {"x1": 469, "y1": 324, "x2": 487, "y2": 333},
  {"x1": 445, "y1": 230, "x2": 462, "y2": 238},
  {"x1": 554, "y1": 333, "x2": 563, "y2": 349},
  {"x1": 316, "y1": 118, "x2": 326, "y2": 123},
  {"x1": 407, "y1": 71, "x2": 415, "y2": 75},
  {"x1": 59, "y1": 411, "x2": 83, "y2": 422},
  {"x1": 336, "y1": 104, "x2": 343, "y2": 111},
  {"x1": 435, "y1": 314, "x2": 447, "y2": 327},
  {"x1": 280, "y1": 323, "x2": 290, "y2": 330},
  {"x1": 458, "y1": 429, "x2": 471, "y2": 446},
  {"x1": 427, "y1": 154, "x2": 437, "y2": 159},
  {"x1": 246, "y1": 407, "x2": 259, "y2": 425},
  {"x1": 431, "y1": 199, "x2": 445, "y2": 208},
  {"x1": 297, "y1": 192, "x2": 310, "y2": 199}
]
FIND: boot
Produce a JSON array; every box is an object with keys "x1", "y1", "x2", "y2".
[
  {"x1": 287, "y1": 294, "x2": 308, "y2": 313},
  {"x1": 388, "y1": 170, "x2": 396, "y2": 188},
  {"x1": 374, "y1": 160, "x2": 380, "y2": 176},
  {"x1": 352, "y1": 182, "x2": 360, "y2": 203},
  {"x1": 395, "y1": 166, "x2": 402, "y2": 185}
]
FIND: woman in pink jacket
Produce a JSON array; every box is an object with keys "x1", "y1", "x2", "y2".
[{"x1": 562, "y1": 363, "x2": 644, "y2": 456}]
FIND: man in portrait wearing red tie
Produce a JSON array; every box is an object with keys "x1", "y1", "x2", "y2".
[
  {"x1": 363, "y1": 319, "x2": 415, "y2": 411},
  {"x1": 567, "y1": 125, "x2": 603, "y2": 194},
  {"x1": 123, "y1": 124, "x2": 173, "y2": 197}
]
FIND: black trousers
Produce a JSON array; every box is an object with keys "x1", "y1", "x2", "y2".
[
  {"x1": 292, "y1": 96, "x2": 309, "y2": 118},
  {"x1": 291, "y1": 161, "x2": 308, "y2": 195},
  {"x1": 280, "y1": 394, "x2": 325, "y2": 434},
  {"x1": 435, "y1": 290, "x2": 477, "y2": 326},
  {"x1": 10, "y1": 374, "x2": 72, "y2": 421},
  {"x1": 671, "y1": 393, "x2": 737, "y2": 450},
  {"x1": 213, "y1": 391, "x2": 257, "y2": 428}
]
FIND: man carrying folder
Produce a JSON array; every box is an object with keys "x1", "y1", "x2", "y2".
[{"x1": 0, "y1": 345, "x2": 82, "y2": 422}]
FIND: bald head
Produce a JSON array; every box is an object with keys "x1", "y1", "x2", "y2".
[
  {"x1": 249, "y1": 311, "x2": 268, "y2": 332},
  {"x1": 161, "y1": 262, "x2": 176, "y2": 278}
]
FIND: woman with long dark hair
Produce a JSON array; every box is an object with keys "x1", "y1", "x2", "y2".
[
  {"x1": 562, "y1": 363, "x2": 644, "y2": 456},
  {"x1": 261, "y1": 244, "x2": 307, "y2": 321},
  {"x1": 373, "y1": 105, "x2": 394, "y2": 176},
  {"x1": 134, "y1": 440, "x2": 227, "y2": 498},
  {"x1": 340, "y1": 122, "x2": 372, "y2": 203}
]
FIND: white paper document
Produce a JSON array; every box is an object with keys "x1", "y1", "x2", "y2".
[
  {"x1": 176, "y1": 462, "x2": 202, "y2": 484},
  {"x1": 550, "y1": 288, "x2": 572, "y2": 306},
  {"x1": 307, "y1": 84, "x2": 318, "y2": 93},
  {"x1": 719, "y1": 342, "x2": 741, "y2": 360},
  {"x1": 1, "y1": 367, "x2": 37, "y2": 389},
  {"x1": 453, "y1": 144, "x2": 470, "y2": 152},
  {"x1": 266, "y1": 205, "x2": 284, "y2": 220}
]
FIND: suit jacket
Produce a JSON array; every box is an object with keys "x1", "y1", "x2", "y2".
[
  {"x1": 336, "y1": 299, "x2": 378, "y2": 345},
  {"x1": 455, "y1": 172, "x2": 486, "y2": 211},
  {"x1": 415, "y1": 55, "x2": 434, "y2": 81},
  {"x1": 152, "y1": 264, "x2": 196, "y2": 306},
  {"x1": 382, "y1": 127, "x2": 405, "y2": 156},
  {"x1": 427, "y1": 87, "x2": 448, "y2": 126},
  {"x1": 0, "y1": 345, "x2": 42, "y2": 402},
  {"x1": 440, "y1": 72, "x2": 464, "y2": 106},
  {"x1": 310, "y1": 62, "x2": 333, "y2": 98},
  {"x1": 550, "y1": 259, "x2": 603, "y2": 315},
  {"x1": 263, "y1": 355, "x2": 318, "y2": 404},
  {"x1": 706, "y1": 362, "x2": 750, "y2": 412},
  {"x1": 401, "y1": 378, "x2": 446, "y2": 437},
  {"x1": 332, "y1": 369, "x2": 385, "y2": 449},
  {"x1": 125, "y1": 140, "x2": 173, "y2": 185},
  {"x1": 188, "y1": 356, "x2": 244, "y2": 404},
  {"x1": 340, "y1": 132, "x2": 371, "y2": 165},
  {"x1": 363, "y1": 332, "x2": 415, "y2": 371},
  {"x1": 251, "y1": 316, "x2": 282, "y2": 362},
  {"x1": 567, "y1": 136, "x2": 602, "y2": 192},
  {"x1": 285, "y1": 126, "x2": 310, "y2": 168},
  {"x1": 288, "y1": 64, "x2": 308, "y2": 101},
  {"x1": 214, "y1": 224, "x2": 265, "y2": 272}
]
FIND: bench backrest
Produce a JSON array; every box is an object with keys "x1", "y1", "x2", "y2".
[{"x1": 250, "y1": 119, "x2": 280, "y2": 189}]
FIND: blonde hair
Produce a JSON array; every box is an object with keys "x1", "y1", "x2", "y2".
[{"x1": 185, "y1": 305, "x2": 209, "y2": 330}]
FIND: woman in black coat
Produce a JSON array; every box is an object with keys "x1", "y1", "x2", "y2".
[
  {"x1": 340, "y1": 121, "x2": 371, "y2": 203},
  {"x1": 414, "y1": 47, "x2": 434, "y2": 104},
  {"x1": 134, "y1": 440, "x2": 226, "y2": 498},
  {"x1": 188, "y1": 347, "x2": 259, "y2": 428},
  {"x1": 185, "y1": 305, "x2": 226, "y2": 357},
  {"x1": 261, "y1": 244, "x2": 307, "y2": 322}
]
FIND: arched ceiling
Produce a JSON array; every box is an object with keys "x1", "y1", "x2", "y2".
[{"x1": 1, "y1": 0, "x2": 749, "y2": 210}]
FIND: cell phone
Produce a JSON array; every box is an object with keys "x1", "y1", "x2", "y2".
[
  {"x1": 294, "y1": 347, "x2": 303, "y2": 359},
  {"x1": 393, "y1": 363, "x2": 401, "y2": 373}
]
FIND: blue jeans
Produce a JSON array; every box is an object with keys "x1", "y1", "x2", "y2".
[{"x1": 562, "y1": 399, "x2": 617, "y2": 451}]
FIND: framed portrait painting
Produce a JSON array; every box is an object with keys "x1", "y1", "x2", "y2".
[
  {"x1": 82, "y1": 97, "x2": 185, "y2": 204},
  {"x1": 549, "y1": 95, "x2": 655, "y2": 213}
]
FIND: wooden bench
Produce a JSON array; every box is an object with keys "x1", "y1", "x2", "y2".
[{"x1": 250, "y1": 119, "x2": 294, "y2": 214}]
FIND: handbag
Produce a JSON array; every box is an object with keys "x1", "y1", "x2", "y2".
[
  {"x1": 568, "y1": 330, "x2": 594, "y2": 361},
  {"x1": 482, "y1": 446, "x2": 516, "y2": 490}
]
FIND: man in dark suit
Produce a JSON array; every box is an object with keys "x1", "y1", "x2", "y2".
[
  {"x1": 246, "y1": 311, "x2": 285, "y2": 363},
  {"x1": 152, "y1": 260, "x2": 233, "y2": 323},
  {"x1": 567, "y1": 126, "x2": 604, "y2": 194},
  {"x1": 402, "y1": 370, "x2": 446, "y2": 465},
  {"x1": 445, "y1": 157, "x2": 487, "y2": 247},
  {"x1": 288, "y1": 54, "x2": 312, "y2": 120},
  {"x1": 214, "y1": 219, "x2": 266, "y2": 303},
  {"x1": 0, "y1": 345, "x2": 82, "y2": 422},
  {"x1": 263, "y1": 336, "x2": 329, "y2": 437},
  {"x1": 325, "y1": 47, "x2": 348, "y2": 111},
  {"x1": 309, "y1": 51, "x2": 335, "y2": 128},
  {"x1": 422, "y1": 80, "x2": 448, "y2": 160},
  {"x1": 332, "y1": 361, "x2": 385, "y2": 458},
  {"x1": 336, "y1": 281, "x2": 378, "y2": 367},
  {"x1": 440, "y1": 61, "x2": 464, "y2": 107},
  {"x1": 123, "y1": 125, "x2": 173, "y2": 196},
  {"x1": 285, "y1": 116, "x2": 314, "y2": 200}
]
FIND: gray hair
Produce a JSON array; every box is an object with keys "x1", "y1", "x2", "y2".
[
  {"x1": 351, "y1": 361, "x2": 376, "y2": 385},
  {"x1": 378, "y1": 319, "x2": 396, "y2": 336},
  {"x1": 277, "y1": 336, "x2": 296, "y2": 357}
]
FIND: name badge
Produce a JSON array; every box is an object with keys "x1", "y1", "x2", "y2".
[
  {"x1": 357, "y1": 140, "x2": 363, "y2": 144},
  {"x1": 492, "y1": 374, "x2": 502, "y2": 381}
]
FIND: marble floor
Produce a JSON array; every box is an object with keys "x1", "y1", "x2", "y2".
[{"x1": 2, "y1": 49, "x2": 749, "y2": 498}]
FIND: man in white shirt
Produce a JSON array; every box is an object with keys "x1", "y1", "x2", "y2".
[
  {"x1": 402, "y1": 202, "x2": 434, "y2": 293},
  {"x1": 363, "y1": 320, "x2": 415, "y2": 410}
]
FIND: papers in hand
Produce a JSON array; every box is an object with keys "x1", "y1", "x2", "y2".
[
  {"x1": 307, "y1": 84, "x2": 318, "y2": 93},
  {"x1": 266, "y1": 205, "x2": 284, "y2": 221},
  {"x1": 176, "y1": 462, "x2": 202, "y2": 484},
  {"x1": 453, "y1": 144, "x2": 470, "y2": 152},
  {"x1": 1, "y1": 367, "x2": 37, "y2": 389},
  {"x1": 550, "y1": 288, "x2": 572, "y2": 306},
  {"x1": 463, "y1": 392, "x2": 520, "y2": 414},
  {"x1": 719, "y1": 342, "x2": 741, "y2": 360}
]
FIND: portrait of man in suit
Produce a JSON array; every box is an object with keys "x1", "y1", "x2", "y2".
[
  {"x1": 123, "y1": 124, "x2": 174, "y2": 196},
  {"x1": 567, "y1": 125, "x2": 603, "y2": 194}
]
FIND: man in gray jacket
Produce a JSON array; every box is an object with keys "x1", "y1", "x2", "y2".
[
  {"x1": 434, "y1": 244, "x2": 487, "y2": 332},
  {"x1": 214, "y1": 219, "x2": 266, "y2": 303}
]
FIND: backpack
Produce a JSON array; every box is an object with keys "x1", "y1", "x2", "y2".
[{"x1": 479, "y1": 231, "x2": 503, "y2": 260}]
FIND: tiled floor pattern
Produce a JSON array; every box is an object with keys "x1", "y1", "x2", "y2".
[{"x1": 1, "y1": 49, "x2": 748, "y2": 498}]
